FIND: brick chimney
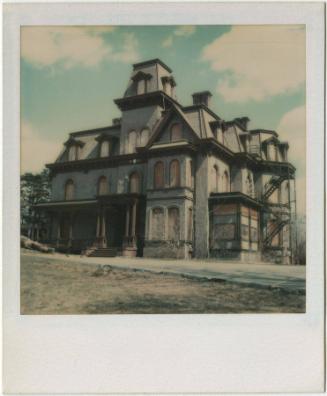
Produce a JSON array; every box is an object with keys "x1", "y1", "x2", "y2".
[{"x1": 192, "y1": 91, "x2": 212, "y2": 107}]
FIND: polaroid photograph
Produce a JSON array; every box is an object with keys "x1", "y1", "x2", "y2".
[{"x1": 3, "y1": 1, "x2": 325, "y2": 394}]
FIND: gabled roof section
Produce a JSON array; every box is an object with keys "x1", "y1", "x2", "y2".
[{"x1": 145, "y1": 104, "x2": 200, "y2": 149}]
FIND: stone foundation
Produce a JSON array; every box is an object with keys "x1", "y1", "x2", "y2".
[
  {"x1": 209, "y1": 249, "x2": 262, "y2": 263},
  {"x1": 143, "y1": 240, "x2": 191, "y2": 259}
]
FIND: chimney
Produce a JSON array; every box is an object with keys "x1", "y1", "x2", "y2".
[{"x1": 192, "y1": 91, "x2": 212, "y2": 107}]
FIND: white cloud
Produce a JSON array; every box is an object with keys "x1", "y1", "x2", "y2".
[
  {"x1": 21, "y1": 121, "x2": 62, "y2": 174},
  {"x1": 277, "y1": 105, "x2": 306, "y2": 214},
  {"x1": 21, "y1": 26, "x2": 139, "y2": 69},
  {"x1": 202, "y1": 26, "x2": 305, "y2": 102},
  {"x1": 162, "y1": 25, "x2": 196, "y2": 48},
  {"x1": 112, "y1": 33, "x2": 140, "y2": 63}
]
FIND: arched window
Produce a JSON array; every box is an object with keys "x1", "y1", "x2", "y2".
[
  {"x1": 137, "y1": 79, "x2": 145, "y2": 95},
  {"x1": 170, "y1": 123, "x2": 182, "y2": 141},
  {"x1": 68, "y1": 145, "x2": 78, "y2": 161},
  {"x1": 222, "y1": 171, "x2": 229, "y2": 192},
  {"x1": 154, "y1": 161, "x2": 165, "y2": 189},
  {"x1": 187, "y1": 160, "x2": 194, "y2": 188},
  {"x1": 129, "y1": 172, "x2": 140, "y2": 193},
  {"x1": 169, "y1": 159, "x2": 180, "y2": 187},
  {"x1": 151, "y1": 207, "x2": 165, "y2": 240},
  {"x1": 140, "y1": 128, "x2": 149, "y2": 147},
  {"x1": 100, "y1": 140, "x2": 110, "y2": 158},
  {"x1": 213, "y1": 165, "x2": 219, "y2": 193},
  {"x1": 128, "y1": 130, "x2": 137, "y2": 153},
  {"x1": 64, "y1": 179, "x2": 74, "y2": 200},
  {"x1": 245, "y1": 173, "x2": 254, "y2": 198},
  {"x1": 98, "y1": 176, "x2": 108, "y2": 196}
]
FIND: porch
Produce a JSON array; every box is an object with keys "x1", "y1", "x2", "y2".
[{"x1": 35, "y1": 194, "x2": 145, "y2": 257}]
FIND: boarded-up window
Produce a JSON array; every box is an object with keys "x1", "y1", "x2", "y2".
[
  {"x1": 100, "y1": 140, "x2": 110, "y2": 157},
  {"x1": 129, "y1": 172, "x2": 140, "y2": 193},
  {"x1": 187, "y1": 208, "x2": 193, "y2": 241},
  {"x1": 241, "y1": 224, "x2": 249, "y2": 240},
  {"x1": 169, "y1": 160, "x2": 180, "y2": 187},
  {"x1": 168, "y1": 207, "x2": 180, "y2": 241},
  {"x1": 64, "y1": 180, "x2": 74, "y2": 200},
  {"x1": 98, "y1": 176, "x2": 108, "y2": 195},
  {"x1": 128, "y1": 130, "x2": 137, "y2": 153},
  {"x1": 214, "y1": 224, "x2": 235, "y2": 240},
  {"x1": 154, "y1": 161, "x2": 164, "y2": 189},
  {"x1": 170, "y1": 123, "x2": 182, "y2": 141},
  {"x1": 250, "y1": 227, "x2": 258, "y2": 242},
  {"x1": 68, "y1": 145, "x2": 78, "y2": 161},
  {"x1": 222, "y1": 171, "x2": 229, "y2": 192},
  {"x1": 151, "y1": 208, "x2": 165, "y2": 240},
  {"x1": 140, "y1": 128, "x2": 149, "y2": 146},
  {"x1": 213, "y1": 165, "x2": 219, "y2": 192}
]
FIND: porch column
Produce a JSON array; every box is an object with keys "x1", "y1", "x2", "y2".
[
  {"x1": 101, "y1": 207, "x2": 106, "y2": 243},
  {"x1": 95, "y1": 207, "x2": 106, "y2": 247},
  {"x1": 125, "y1": 205, "x2": 130, "y2": 237},
  {"x1": 131, "y1": 201, "x2": 137, "y2": 237},
  {"x1": 96, "y1": 211, "x2": 101, "y2": 238}
]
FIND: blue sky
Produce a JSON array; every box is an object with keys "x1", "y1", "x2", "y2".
[{"x1": 20, "y1": 25, "x2": 306, "y2": 213}]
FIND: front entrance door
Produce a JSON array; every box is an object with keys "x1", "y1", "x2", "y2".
[{"x1": 105, "y1": 206, "x2": 125, "y2": 248}]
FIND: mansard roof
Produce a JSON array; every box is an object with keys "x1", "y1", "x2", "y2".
[{"x1": 133, "y1": 58, "x2": 172, "y2": 73}]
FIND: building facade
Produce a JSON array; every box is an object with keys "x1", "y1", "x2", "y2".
[{"x1": 36, "y1": 59, "x2": 296, "y2": 264}]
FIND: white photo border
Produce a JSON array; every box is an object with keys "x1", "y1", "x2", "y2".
[{"x1": 3, "y1": 2, "x2": 325, "y2": 393}]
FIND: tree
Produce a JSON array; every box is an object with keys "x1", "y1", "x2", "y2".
[{"x1": 21, "y1": 168, "x2": 51, "y2": 237}]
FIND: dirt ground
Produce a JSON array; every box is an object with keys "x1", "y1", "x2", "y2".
[{"x1": 21, "y1": 252, "x2": 305, "y2": 314}]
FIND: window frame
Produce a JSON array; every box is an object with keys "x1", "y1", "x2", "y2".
[
  {"x1": 169, "y1": 159, "x2": 181, "y2": 188},
  {"x1": 154, "y1": 161, "x2": 165, "y2": 189}
]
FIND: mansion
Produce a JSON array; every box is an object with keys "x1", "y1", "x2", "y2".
[{"x1": 35, "y1": 58, "x2": 296, "y2": 264}]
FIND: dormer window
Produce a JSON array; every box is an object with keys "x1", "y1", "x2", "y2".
[
  {"x1": 68, "y1": 145, "x2": 79, "y2": 161},
  {"x1": 268, "y1": 143, "x2": 277, "y2": 161},
  {"x1": 64, "y1": 136, "x2": 85, "y2": 162},
  {"x1": 132, "y1": 71, "x2": 152, "y2": 96},
  {"x1": 95, "y1": 133, "x2": 118, "y2": 158},
  {"x1": 100, "y1": 140, "x2": 110, "y2": 158},
  {"x1": 128, "y1": 130, "x2": 137, "y2": 153},
  {"x1": 161, "y1": 76, "x2": 176, "y2": 97},
  {"x1": 137, "y1": 79, "x2": 145, "y2": 95}
]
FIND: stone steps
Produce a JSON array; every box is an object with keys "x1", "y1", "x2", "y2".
[{"x1": 88, "y1": 248, "x2": 118, "y2": 257}]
